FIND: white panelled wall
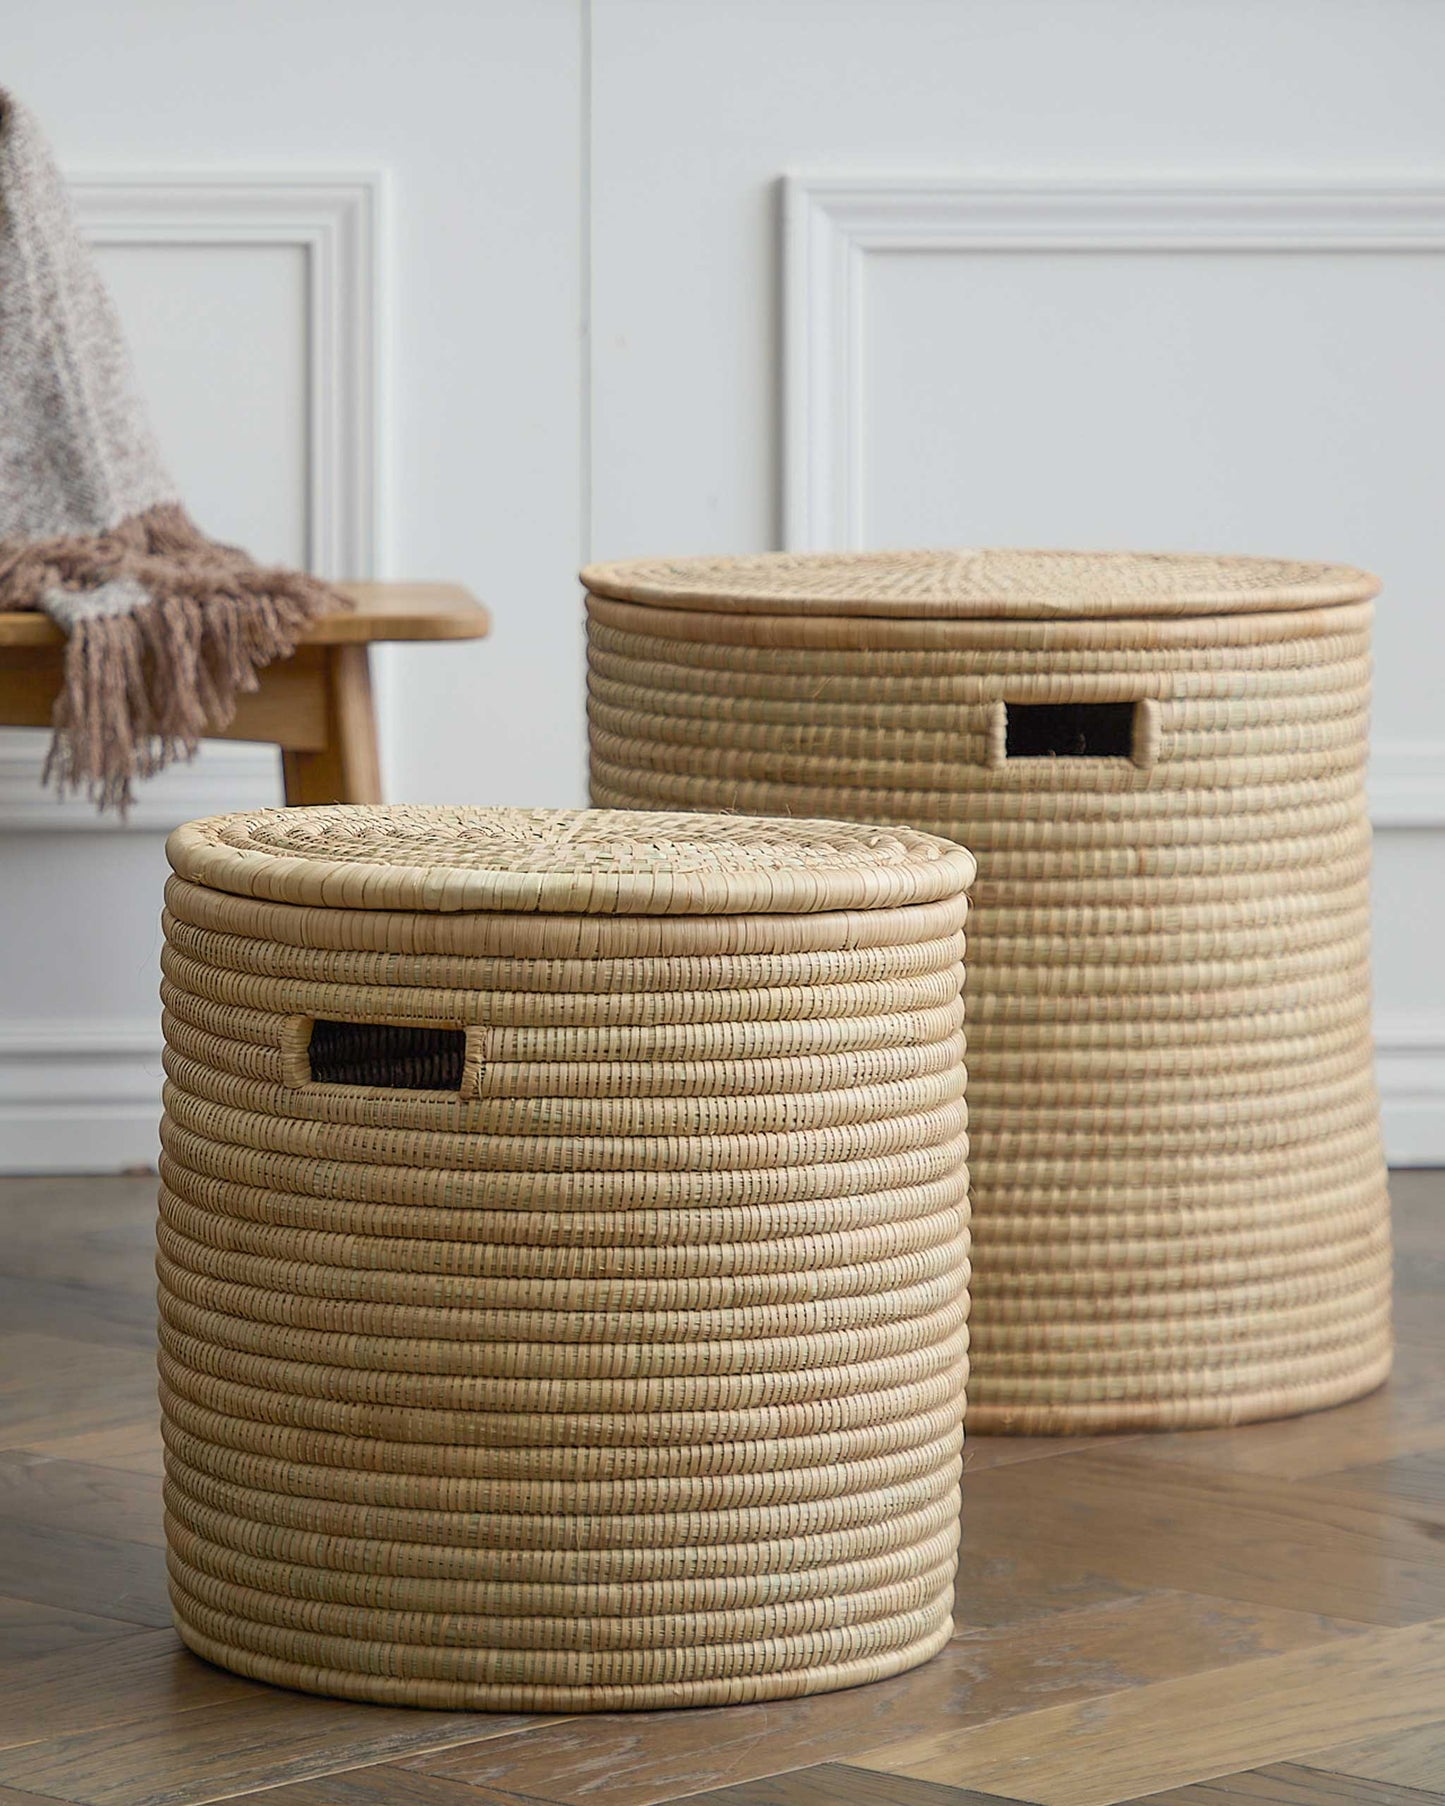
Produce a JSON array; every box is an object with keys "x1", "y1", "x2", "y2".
[{"x1": 1, "y1": 0, "x2": 1443, "y2": 1167}]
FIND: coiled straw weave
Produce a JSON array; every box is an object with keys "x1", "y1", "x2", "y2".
[
  {"x1": 158, "y1": 805, "x2": 974, "y2": 1708},
  {"x1": 583, "y1": 549, "x2": 1393, "y2": 1433}
]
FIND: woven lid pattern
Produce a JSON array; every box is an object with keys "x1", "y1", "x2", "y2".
[
  {"x1": 582, "y1": 548, "x2": 1379, "y2": 620},
  {"x1": 168, "y1": 805, "x2": 976, "y2": 915}
]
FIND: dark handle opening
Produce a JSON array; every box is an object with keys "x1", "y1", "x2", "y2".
[
  {"x1": 306, "y1": 1019, "x2": 467, "y2": 1091},
  {"x1": 1005, "y1": 700, "x2": 1138, "y2": 760}
]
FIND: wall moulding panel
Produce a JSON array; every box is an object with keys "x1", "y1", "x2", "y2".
[
  {"x1": 783, "y1": 173, "x2": 1445, "y2": 550},
  {"x1": 70, "y1": 168, "x2": 385, "y2": 582},
  {"x1": 0, "y1": 168, "x2": 386, "y2": 835},
  {"x1": 782, "y1": 172, "x2": 1445, "y2": 1158}
]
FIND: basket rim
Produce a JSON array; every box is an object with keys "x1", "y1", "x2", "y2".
[
  {"x1": 166, "y1": 806, "x2": 976, "y2": 916},
  {"x1": 580, "y1": 547, "x2": 1380, "y2": 621}
]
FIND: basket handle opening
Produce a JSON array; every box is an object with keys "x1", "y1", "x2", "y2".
[
  {"x1": 293, "y1": 1018, "x2": 469, "y2": 1092},
  {"x1": 985, "y1": 698, "x2": 1160, "y2": 769}
]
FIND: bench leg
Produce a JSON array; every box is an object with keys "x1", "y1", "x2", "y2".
[{"x1": 281, "y1": 644, "x2": 383, "y2": 806}]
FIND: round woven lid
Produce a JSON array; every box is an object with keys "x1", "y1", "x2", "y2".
[
  {"x1": 166, "y1": 806, "x2": 976, "y2": 915},
  {"x1": 581, "y1": 548, "x2": 1379, "y2": 620}
]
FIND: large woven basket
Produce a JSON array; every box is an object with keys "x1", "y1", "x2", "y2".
[
  {"x1": 584, "y1": 548, "x2": 1393, "y2": 1434},
  {"x1": 157, "y1": 804, "x2": 974, "y2": 1709}
]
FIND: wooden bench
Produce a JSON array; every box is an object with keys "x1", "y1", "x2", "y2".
[{"x1": 0, "y1": 582, "x2": 490, "y2": 805}]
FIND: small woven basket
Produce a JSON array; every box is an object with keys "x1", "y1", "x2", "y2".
[
  {"x1": 583, "y1": 548, "x2": 1393, "y2": 1434},
  {"x1": 157, "y1": 804, "x2": 974, "y2": 1709}
]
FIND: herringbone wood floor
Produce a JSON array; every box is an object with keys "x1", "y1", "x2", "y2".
[{"x1": 0, "y1": 1173, "x2": 1443, "y2": 1806}]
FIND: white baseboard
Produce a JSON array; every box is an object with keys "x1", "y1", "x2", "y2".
[
  {"x1": 1375, "y1": 1013, "x2": 1445, "y2": 1167},
  {"x1": 3, "y1": 1014, "x2": 1443, "y2": 1175},
  {"x1": 0, "y1": 1021, "x2": 164, "y2": 1173},
  {"x1": 1369, "y1": 743, "x2": 1445, "y2": 829}
]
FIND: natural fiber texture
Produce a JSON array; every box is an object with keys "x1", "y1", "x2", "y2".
[
  {"x1": 158, "y1": 804, "x2": 972, "y2": 1708},
  {"x1": 0, "y1": 90, "x2": 345, "y2": 809},
  {"x1": 582, "y1": 547, "x2": 1380, "y2": 619},
  {"x1": 166, "y1": 804, "x2": 975, "y2": 915},
  {"x1": 583, "y1": 548, "x2": 1392, "y2": 1434}
]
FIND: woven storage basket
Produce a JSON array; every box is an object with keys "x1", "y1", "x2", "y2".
[
  {"x1": 157, "y1": 804, "x2": 974, "y2": 1710},
  {"x1": 583, "y1": 548, "x2": 1393, "y2": 1434}
]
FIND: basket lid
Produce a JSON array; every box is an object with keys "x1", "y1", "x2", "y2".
[
  {"x1": 166, "y1": 805, "x2": 976, "y2": 915},
  {"x1": 581, "y1": 548, "x2": 1379, "y2": 620}
]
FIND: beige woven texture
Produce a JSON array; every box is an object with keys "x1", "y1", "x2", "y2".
[
  {"x1": 157, "y1": 804, "x2": 974, "y2": 1709},
  {"x1": 583, "y1": 548, "x2": 1392, "y2": 1434}
]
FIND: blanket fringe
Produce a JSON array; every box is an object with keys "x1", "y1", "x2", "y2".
[{"x1": 0, "y1": 502, "x2": 347, "y2": 811}]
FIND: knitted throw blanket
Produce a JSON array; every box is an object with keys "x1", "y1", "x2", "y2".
[{"x1": 0, "y1": 90, "x2": 347, "y2": 808}]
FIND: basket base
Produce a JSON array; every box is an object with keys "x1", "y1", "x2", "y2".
[
  {"x1": 171, "y1": 1611, "x2": 956, "y2": 1711},
  {"x1": 965, "y1": 1341, "x2": 1393, "y2": 1436}
]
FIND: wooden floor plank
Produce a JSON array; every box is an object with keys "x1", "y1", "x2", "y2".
[
  {"x1": 0, "y1": 1452, "x2": 164, "y2": 1549},
  {"x1": 957, "y1": 1445, "x2": 1445, "y2": 1629},
  {"x1": 1322, "y1": 1449, "x2": 1445, "y2": 1514},
  {"x1": 0, "y1": 1277, "x2": 157, "y2": 1352},
  {"x1": 228, "y1": 1762, "x2": 588, "y2": 1804},
  {"x1": 0, "y1": 1694, "x2": 558, "y2": 1806},
  {"x1": 0, "y1": 1518, "x2": 170, "y2": 1631},
  {"x1": 20, "y1": 1423, "x2": 164, "y2": 1479},
  {"x1": 0, "y1": 1630, "x2": 281, "y2": 1750},
  {"x1": 406, "y1": 1593, "x2": 1365, "y2": 1806},
  {"x1": 651, "y1": 1761, "x2": 1030, "y2": 1803},
  {"x1": 847, "y1": 1615, "x2": 1445, "y2": 1806},
  {"x1": 0, "y1": 1335, "x2": 159, "y2": 1454},
  {"x1": 0, "y1": 1180, "x2": 158, "y2": 1364},
  {"x1": 0, "y1": 1176, "x2": 156, "y2": 1259},
  {"x1": 952, "y1": 1507, "x2": 1145, "y2": 1632},
  {"x1": 0, "y1": 1594, "x2": 149, "y2": 1666},
  {"x1": 963, "y1": 1434, "x2": 1142, "y2": 1475},
  {"x1": 0, "y1": 1178, "x2": 158, "y2": 1294},
  {"x1": 1297, "y1": 1715, "x2": 1445, "y2": 1793},
  {"x1": 1115, "y1": 1762, "x2": 1444, "y2": 1802}
]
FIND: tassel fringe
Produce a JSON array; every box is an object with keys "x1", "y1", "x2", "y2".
[{"x1": 0, "y1": 502, "x2": 347, "y2": 811}]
